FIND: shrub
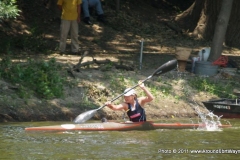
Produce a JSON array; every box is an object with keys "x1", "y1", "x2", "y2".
[
  {"x1": 0, "y1": 0, "x2": 20, "y2": 20},
  {"x1": 0, "y1": 57, "x2": 65, "y2": 99}
]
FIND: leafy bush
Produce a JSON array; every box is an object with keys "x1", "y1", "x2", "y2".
[
  {"x1": 0, "y1": 0, "x2": 20, "y2": 19},
  {"x1": 0, "y1": 57, "x2": 65, "y2": 99}
]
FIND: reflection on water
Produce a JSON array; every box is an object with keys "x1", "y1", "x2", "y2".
[{"x1": 0, "y1": 119, "x2": 240, "y2": 160}]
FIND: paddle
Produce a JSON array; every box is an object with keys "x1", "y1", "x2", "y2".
[{"x1": 73, "y1": 59, "x2": 178, "y2": 123}]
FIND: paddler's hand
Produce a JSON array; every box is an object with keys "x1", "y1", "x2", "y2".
[
  {"x1": 105, "y1": 101, "x2": 113, "y2": 108},
  {"x1": 138, "y1": 80, "x2": 145, "y2": 89}
]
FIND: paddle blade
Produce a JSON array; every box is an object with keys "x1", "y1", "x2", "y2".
[
  {"x1": 73, "y1": 109, "x2": 98, "y2": 124},
  {"x1": 152, "y1": 59, "x2": 177, "y2": 76}
]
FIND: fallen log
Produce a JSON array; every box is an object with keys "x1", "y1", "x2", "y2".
[{"x1": 67, "y1": 51, "x2": 134, "y2": 77}]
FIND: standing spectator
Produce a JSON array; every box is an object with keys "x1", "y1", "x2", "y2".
[
  {"x1": 82, "y1": 0, "x2": 105, "y2": 25},
  {"x1": 57, "y1": 0, "x2": 81, "y2": 54}
]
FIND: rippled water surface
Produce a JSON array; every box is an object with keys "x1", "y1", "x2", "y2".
[{"x1": 1, "y1": 119, "x2": 240, "y2": 160}]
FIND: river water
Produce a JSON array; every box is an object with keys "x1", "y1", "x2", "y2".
[{"x1": 1, "y1": 119, "x2": 240, "y2": 160}]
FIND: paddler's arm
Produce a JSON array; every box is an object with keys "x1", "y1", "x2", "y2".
[
  {"x1": 105, "y1": 102, "x2": 127, "y2": 111},
  {"x1": 138, "y1": 81, "x2": 154, "y2": 105}
]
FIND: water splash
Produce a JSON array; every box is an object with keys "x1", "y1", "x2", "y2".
[
  {"x1": 190, "y1": 102, "x2": 224, "y2": 131},
  {"x1": 197, "y1": 112, "x2": 223, "y2": 131}
]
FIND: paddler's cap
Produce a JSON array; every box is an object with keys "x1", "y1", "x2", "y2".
[{"x1": 124, "y1": 88, "x2": 135, "y2": 96}]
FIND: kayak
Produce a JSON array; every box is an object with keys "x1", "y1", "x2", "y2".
[{"x1": 25, "y1": 121, "x2": 232, "y2": 131}]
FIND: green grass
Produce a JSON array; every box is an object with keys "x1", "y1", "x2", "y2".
[
  {"x1": 188, "y1": 76, "x2": 238, "y2": 99},
  {"x1": 156, "y1": 73, "x2": 239, "y2": 100}
]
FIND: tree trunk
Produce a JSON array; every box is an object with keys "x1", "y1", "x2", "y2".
[
  {"x1": 208, "y1": 0, "x2": 233, "y2": 61},
  {"x1": 192, "y1": 0, "x2": 222, "y2": 40},
  {"x1": 175, "y1": 0, "x2": 240, "y2": 49},
  {"x1": 175, "y1": 0, "x2": 222, "y2": 39},
  {"x1": 225, "y1": 0, "x2": 240, "y2": 48},
  {"x1": 175, "y1": 0, "x2": 204, "y2": 32}
]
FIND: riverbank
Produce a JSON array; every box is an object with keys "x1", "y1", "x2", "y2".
[
  {"x1": 1, "y1": 0, "x2": 240, "y2": 122},
  {"x1": 2, "y1": 52, "x2": 239, "y2": 122}
]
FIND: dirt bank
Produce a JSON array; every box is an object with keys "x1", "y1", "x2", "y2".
[{"x1": 0, "y1": 52, "x2": 223, "y2": 122}]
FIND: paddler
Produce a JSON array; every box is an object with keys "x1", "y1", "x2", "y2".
[{"x1": 105, "y1": 81, "x2": 154, "y2": 122}]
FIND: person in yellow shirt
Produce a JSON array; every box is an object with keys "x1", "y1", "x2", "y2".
[{"x1": 57, "y1": 0, "x2": 81, "y2": 54}]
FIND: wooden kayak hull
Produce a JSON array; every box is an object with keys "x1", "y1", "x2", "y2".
[{"x1": 25, "y1": 121, "x2": 232, "y2": 131}]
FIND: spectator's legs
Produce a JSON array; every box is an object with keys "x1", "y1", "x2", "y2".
[
  {"x1": 70, "y1": 20, "x2": 79, "y2": 53},
  {"x1": 82, "y1": 0, "x2": 105, "y2": 24},
  {"x1": 94, "y1": 0, "x2": 104, "y2": 15},
  {"x1": 82, "y1": 0, "x2": 90, "y2": 18},
  {"x1": 59, "y1": 19, "x2": 70, "y2": 53}
]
